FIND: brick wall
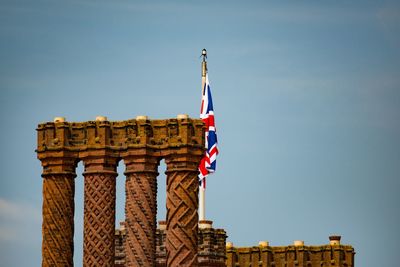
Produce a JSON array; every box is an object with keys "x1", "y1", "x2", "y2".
[
  {"x1": 115, "y1": 222, "x2": 126, "y2": 267},
  {"x1": 115, "y1": 221, "x2": 227, "y2": 267},
  {"x1": 226, "y1": 239, "x2": 355, "y2": 267},
  {"x1": 114, "y1": 223, "x2": 354, "y2": 267}
]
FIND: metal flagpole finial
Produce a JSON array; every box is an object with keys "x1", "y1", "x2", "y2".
[
  {"x1": 201, "y1": 49, "x2": 207, "y2": 78},
  {"x1": 201, "y1": 48, "x2": 207, "y2": 62}
]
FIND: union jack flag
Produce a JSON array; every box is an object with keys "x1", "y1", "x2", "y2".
[{"x1": 199, "y1": 74, "x2": 218, "y2": 188}]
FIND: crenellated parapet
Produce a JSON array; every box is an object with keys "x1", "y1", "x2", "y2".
[{"x1": 226, "y1": 237, "x2": 355, "y2": 267}]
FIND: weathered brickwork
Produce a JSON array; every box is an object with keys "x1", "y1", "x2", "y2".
[
  {"x1": 37, "y1": 116, "x2": 204, "y2": 267},
  {"x1": 123, "y1": 156, "x2": 158, "y2": 266},
  {"x1": 198, "y1": 224, "x2": 227, "y2": 267},
  {"x1": 42, "y1": 172, "x2": 76, "y2": 267},
  {"x1": 114, "y1": 223, "x2": 354, "y2": 267},
  {"x1": 40, "y1": 156, "x2": 77, "y2": 267},
  {"x1": 115, "y1": 222, "x2": 127, "y2": 267},
  {"x1": 155, "y1": 222, "x2": 167, "y2": 267},
  {"x1": 114, "y1": 221, "x2": 227, "y2": 267},
  {"x1": 200, "y1": 227, "x2": 227, "y2": 266},
  {"x1": 165, "y1": 155, "x2": 200, "y2": 267},
  {"x1": 37, "y1": 116, "x2": 355, "y2": 267},
  {"x1": 82, "y1": 155, "x2": 118, "y2": 267},
  {"x1": 226, "y1": 240, "x2": 355, "y2": 267}
]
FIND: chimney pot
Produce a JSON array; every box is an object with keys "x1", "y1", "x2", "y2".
[
  {"x1": 95, "y1": 116, "x2": 107, "y2": 122},
  {"x1": 226, "y1": 242, "x2": 234, "y2": 249},
  {"x1": 329, "y1": 235, "x2": 341, "y2": 246},
  {"x1": 158, "y1": 220, "x2": 167, "y2": 231},
  {"x1": 294, "y1": 240, "x2": 304, "y2": 246},
  {"x1": 136, "y1": 115, "x2": 148, "y2": 121},
  {"x1": 177, "y1": 114, "x2": 189, "y2": 119},
  {"x1": 53, "y1": 117, "x2": 65, "y2": 123},
  {"x1": 259, "y1": 241, "x2": 269, "y2": 247},
  {"x1": 199, "y1": 220, "x2": 213, "y2": 229}
]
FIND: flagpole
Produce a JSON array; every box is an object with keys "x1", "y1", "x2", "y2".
[{"x1": 199, "y1": 48, "x2": 207, "y2": 221}]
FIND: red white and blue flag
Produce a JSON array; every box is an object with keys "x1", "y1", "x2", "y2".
[{"x1": 199, "y1": 74, "x2": 218, "y2": 188}]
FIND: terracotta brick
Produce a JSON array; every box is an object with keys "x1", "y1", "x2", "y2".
[{"x1": 37, "y1": 117, "x2": 204, "y2": 267}]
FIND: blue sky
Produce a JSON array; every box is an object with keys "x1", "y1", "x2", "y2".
[{"x1": 1, "y1": 1, "x2": 399, "y2": 266}]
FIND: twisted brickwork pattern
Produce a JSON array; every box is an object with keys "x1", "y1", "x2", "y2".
[
  {"x1": 125, "y1": 172, "x2": 158, "y2": 266},
  {"x1": 42, "y1": 175, "x2": 75, "y2": 267},
  {"x1": 37, "y1": 117, "x2": 204, "y2": 267},
  {"x1": 166, "y1": 170, "x2": 199, "y2": 267},
  {"x1": 83, "y1": 172, "x2": 116, "y2": 267}
]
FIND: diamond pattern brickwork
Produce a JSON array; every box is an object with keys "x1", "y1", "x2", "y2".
[
  {"x1": 124, "y1": 171, "x2": 158, "y2": 266},
  {"x1": 37, "y1": 117, "x2": 204, "y2": 267},
  {"x1": 83, "y1": 171, "x2": 117, "y2": 266}
]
